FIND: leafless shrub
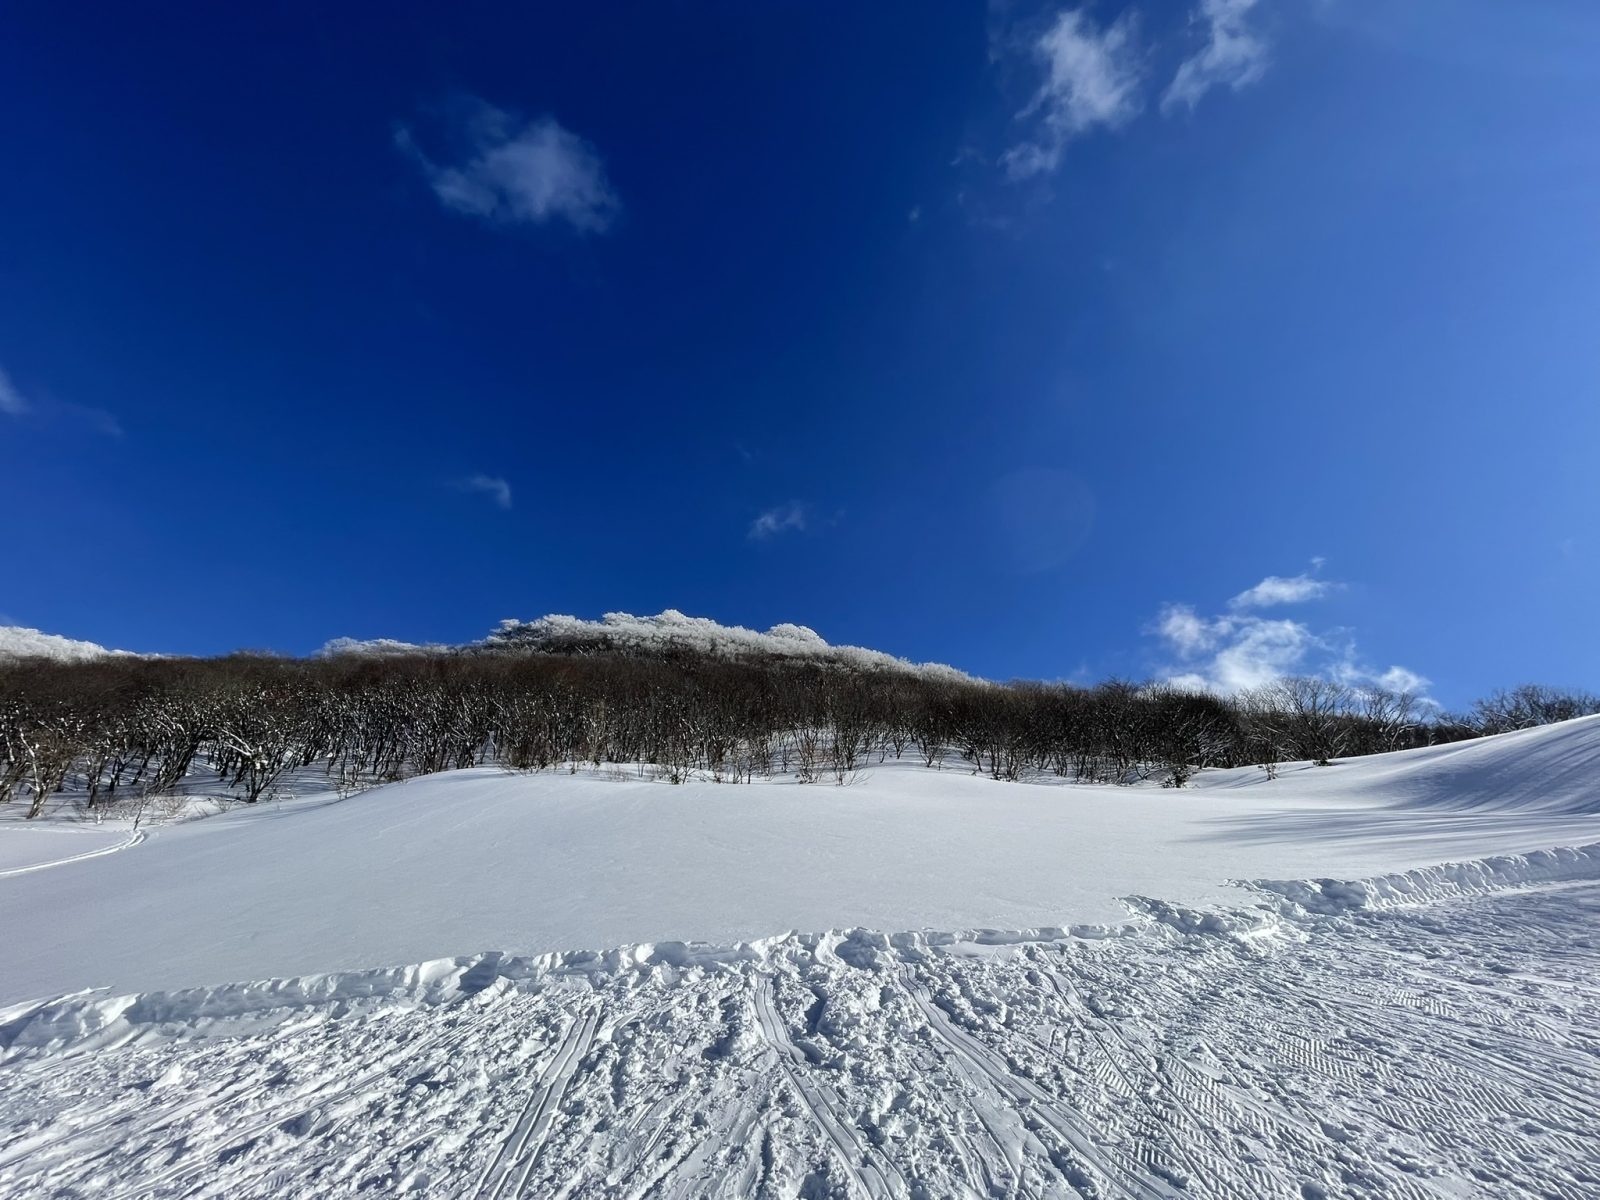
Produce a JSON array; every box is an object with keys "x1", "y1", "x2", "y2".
[{"x1": 0, "y1": 640, "x2": 1572, "y2": 810}]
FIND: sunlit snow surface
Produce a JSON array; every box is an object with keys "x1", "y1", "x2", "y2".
[{"x1": 2, "y1": 717, "x2": 1599, "y2": 1198}]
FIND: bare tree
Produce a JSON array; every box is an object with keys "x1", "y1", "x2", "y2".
[{"x1": 1270, "y1": 676, "x2": 1351, "y2": 766}]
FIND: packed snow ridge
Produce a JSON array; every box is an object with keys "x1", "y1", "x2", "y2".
[{"x1": 324, "y1": 609, "x2": 974, "y2": 680}]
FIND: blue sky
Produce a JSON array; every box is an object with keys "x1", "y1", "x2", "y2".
[{"x1": 3, "y1": 1, "x2": 1597, "y2": 707}]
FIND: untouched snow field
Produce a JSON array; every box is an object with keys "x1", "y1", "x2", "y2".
[{"x1": 2, "y1": 717, "x2": 1599, "y2": 1197}]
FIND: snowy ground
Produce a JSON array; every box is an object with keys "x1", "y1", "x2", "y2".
[
  {"x1": 0, "y1": 824, "x2": 139, "y2": 878},
  {"x1": 5, "y1": 718, "x2": 1600, "y2": 1007},
  {"x1": 3, "y1": 852, "x2": 1598, "y2": 1199},
  {"x1": 1, "y1": 718, "x2": 1598, "y2": 1197}
]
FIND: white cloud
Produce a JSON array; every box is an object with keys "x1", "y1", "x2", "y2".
[
  {"x1": 1157, "y1": 605, "x2": 1314, "y2": 692},
  {"x1": 0, "y1": 365, "x2": 29, "y2": 416},
  {"x1": 398, "y1": 101, "x2": 619, "y2": 233},
  {"x1": 459, "y1": 474, "x2": 512, "y2": 509},
  {"x1": 748, "y1": 501, "x2": 809, "y2": 541},
  {"x1": 1374, "y1": 665, "x2": 1431, "y2": 696},
  {"x1": 1004, "y1": 8, "x2": 1145, "y2": 179},
  {"x1": 1229, "y1": 572, "x2": 1330, "y2": 609},
  {"x1": 1157, "y1": 603, "x2": 1216, "y2": 656},
  {"x1": 1162, "y1": 0, "x2": 1270, "y2": 114},
  {"x1": 1153, "y1": 568, "x2": 1430, "y2": 699}
]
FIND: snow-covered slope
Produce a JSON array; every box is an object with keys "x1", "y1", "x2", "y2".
[
  {"x1": 4, "y1": 716, "x2": 1598, "y2": 1008},
  {"x1": 5, "y1": 841, "x2": 1600, "y2": 1198},
  {"x1": 4, "y1": 718, "x2": 1600, "y2": 1198},
  {"x1": 1190, "y1": 712, "x2": 1600, "y2": 814},
  {"x1": 0, "y1": 625, "x2": 127, "y2": 662}
]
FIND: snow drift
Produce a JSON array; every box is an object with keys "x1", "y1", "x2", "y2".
[
  {"x1": 1191, "y1": 712, "x2": 1600, "y2": 815},
  {"x1": 1246, "y1": 840, "x2": 1600, "y2": 915}
]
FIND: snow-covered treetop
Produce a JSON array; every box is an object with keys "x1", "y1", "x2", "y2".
[
  {"x1": 7, "y1": 613, "x2": 971, "y2": 682},
  {"x1": 316, "y1": 636, "x2": 451, "y2": 658},
  {"x1": 0, "y1": 625, "x2": 132, "y2": 663},
  {"x1": 470, "y1": 610, "x2": 975, "y2": 680},
  {"x1": 315, "y1": 612, "x2": 972, "y2": 680}
]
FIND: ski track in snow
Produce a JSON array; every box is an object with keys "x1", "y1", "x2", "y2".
[
  {"x1": 0, "y1": 827, "x2": 145, "y2": 879},
  {"x1": 473, "y1": 1006, "x2": 601, "y2": 1200},
  {"x1": 3, "y1": 858, "x2": 1600, "y2": 1199}
]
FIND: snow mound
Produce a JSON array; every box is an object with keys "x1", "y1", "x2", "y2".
[
  {"x1": 1195, "y1": 712, "x2": 1600, "y2": 816},
  {"x1": 0, "y1": 626, "x2": 130, "y2": 663},
  {"x1": 0, "y1": 932, "x2": 1000, "y2": 1058},
  {"x1": 1245, "y1": 841, "x2": 1600, "y2": 916},
  {"x1": 1373, "y1": 714, "x2": 1600, "y2": 814}
]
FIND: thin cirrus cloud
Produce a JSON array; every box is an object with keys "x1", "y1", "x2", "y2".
[
  {"x1": 0, "y1": 362, "x2": 122, "y2": 436},
  {"x1": 457, "y1": 474, "x2": 513, "y2": 510},
  {"x1": 0, "y1": 365, "x2": 29, "y2": 417},
  {"x1": 1003, "y1": 8, "x2": 1145, "y2": 180},
  {"x1": 748, "y1": 501, "x2": 809, "y2": 541},
  {"x1": 1004, "y1": 1, "x2": 1272, "y2": 176},
  {"x1": 1162, "y1": 0, "x2": 1270, "y2": 113},
  {"x1": 1153, "y1": 567, "x2": 1430, "y2": 699},
  {"x1": 62, "y1": 403, "x2": 124, "y2": 438},
  {"x1": 396, "y1": 99, "x2": 620, "y2": 234}
]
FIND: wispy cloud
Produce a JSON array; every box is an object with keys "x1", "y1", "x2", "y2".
[
  {"x1": 458, "y1": 474, "x2": 512, "y2": 510},
  {"x1": 998, "y1": 2, "x2": 1273, "y2": 178},
  {"x1": 748, "y1": 501, "x2": 808, "y2": 541},
  {"x1": 1229, "y1": 571, "x2": 1331, "y2": 609},
  {"x1": 397, "y1": 99, "x2": 619, "y2": 234},
  {"x1": 1162, "y1": 0, "x2": 1270, "y2": 113},
  {"x1": 62, "y1": 402, "x2": 123, "y2": 438},
  {"x1": 1153, "y1": 567, "x2": 1430, "y2": 699},
  {"x1": 1004, "y1": 8, "x2": 1145, "y2": 180},
  {"x1": 0, "y1": 363, "x2": 122, "y2": 435},
  {"x1": 0, "y1": 365, "x2": 29, "y2": 417}
]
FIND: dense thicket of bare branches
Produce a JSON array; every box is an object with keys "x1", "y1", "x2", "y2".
[
  {"x1": 1463, "y1": 684, "x2": 1600, "y2": 735},
  {"x1": 0, "y1": 649, "x2": 1590, "y2": 817}
]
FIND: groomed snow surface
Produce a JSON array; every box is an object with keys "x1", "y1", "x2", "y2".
[{"x1": 2, "y1": 717, "x2": 1599, "y2": 1198}]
